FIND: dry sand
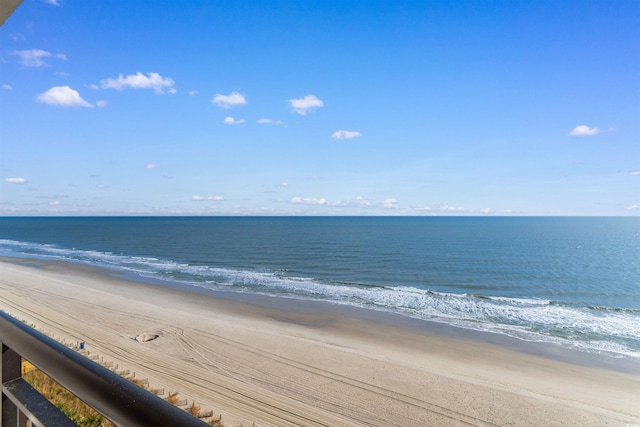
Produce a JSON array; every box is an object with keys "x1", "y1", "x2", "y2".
[{"x1": 0, "y1": 258, "x2": 638, "y2": 426}]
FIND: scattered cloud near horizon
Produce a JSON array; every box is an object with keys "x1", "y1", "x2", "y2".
[
  {"x1": 191, "y1": 195, "x2": 224, "y2": 201},
  {"x1": 11, "y1": 49, "x2": 66, "y2": 67},
  {"x1": 382, "y1": 198, "x2": 398, "y2": 209},
  {"x1": 569, "y1": 125, "x2": 599, "y2": 136},
  {"x1": 414, "y1": 204, "x2": 466, "y2": 212},
  {"x1": 36, "y1": 86, "x2": 92, "y2": 108},
  {"x1": 332, "y1": 130, "x2": 362, "y2": 140},
  {"x1": 100, "y1": 72, "x2": 175, "y2": 94},
  {"x1": 289, "y1": 95, "x2": 323, "y2": 115},
  {"x1": 289, "y1": 196, "x2": 404, "y2": 210},
  {"x1": 291, "y1": 197, "x2": 327, "y2": 205},
  {"x1": 354, "y1": 196, "x2": 371, "y2": 207},
  {"x1": 212, "y1": 92, "x2": 247, "y2": 108}
]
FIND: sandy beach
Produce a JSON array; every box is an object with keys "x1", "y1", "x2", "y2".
[{"x1": 0, "y1": 258, "x2": 638, "y2": 426}]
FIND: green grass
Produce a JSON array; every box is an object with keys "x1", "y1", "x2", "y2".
[
  {"x1": 23, "y1": 367, "x2": 115, "y2": 427},
  {"x1": 23, "y1": 363, "x2": 226, "y2": 426}
]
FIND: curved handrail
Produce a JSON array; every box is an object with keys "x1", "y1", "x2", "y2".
[{"x1": 0, "y1": 310, "x2": 209, "y2": 426}]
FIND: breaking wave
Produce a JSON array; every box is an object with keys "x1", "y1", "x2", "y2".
[{"x1": 1, "y1": 238, "x2": 638, "y2": 359}]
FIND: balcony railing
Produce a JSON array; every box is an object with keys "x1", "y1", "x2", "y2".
[{"x1": 0, "y1": 310, "x2": 209, "y2": 426}]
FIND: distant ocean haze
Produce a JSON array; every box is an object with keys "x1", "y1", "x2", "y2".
[{"x1": 1, "y1": 216, "x2": 638, "y2": 359}]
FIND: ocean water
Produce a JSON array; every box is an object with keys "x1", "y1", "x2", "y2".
[{"x1": 0, "y1": 216, "x2": 638, "y2": 359}]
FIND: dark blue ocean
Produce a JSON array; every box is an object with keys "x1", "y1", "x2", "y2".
[{"x1": 1, "y1": 217, "x2": 638, "y2": 359}]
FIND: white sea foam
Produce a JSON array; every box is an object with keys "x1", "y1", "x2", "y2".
[{"x1": 1, "y1": 239, "x2": 639, "y2": 359}]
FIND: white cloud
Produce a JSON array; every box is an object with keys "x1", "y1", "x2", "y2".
[
  {"x1": 569, "y1": 125, "x2": 600, "y2": 136},
  {"x1": 95, "y1": 100, "x2": 108, "y2": 108},
  {"x1": 290, "y1": 196, "x2": 374, "y2": 209},
  {"x1": 100, "y1": 72, "x2": 175, "y2": 94},
  {"x1": 37, "y1": 194, "x2": 68, "y2": 201},
  {"x1": 480, "y1": 208, "x2": 493, "y2": 214},
  {"x1": 192, "y1": 195, "x2": 224, "y2": 202},
  {"x1": 5, "y1": 178, "x2": 27, "y2": 184},
  {"x1": 382, "y1": 198, "x2": 398, "y2": 208},
  {"x1": 42, "y1": 0, "x2": 62, "y2": 6},
  {"x1": 188, "y1": 90, "x2": 198, "y2": 96},
  {"x1": 257, "y1": 118, "x2": 283, "y2": 125},
  {"x1": 444, "y1": 205, "x2": 465, "y2": 212},
  {"x1": 146, "y1": 164, "x2": 159, "y2": 169},
  {"x1": 289, "y1": 94, "x2": 323, "y2": 115},
  {"x1": 2, "y1": 85, "x2": 12, "y2": 90},
  {"x1": 280, "y1": 182, "x2": 289, "y2": 187},
  {"x1": 414, "y1": 205, "x2": 466, "y2": 212},
  {"x1": 354, "y1": 196, "x2": 372, "y2": 207},
  {"x1": 625, "y1": 205, "x2": 639, "y2": 211},
  {"x1": 332, "y1": 130, "x2": 362, "y2": 140},
  {"x1": 223, "y1": 116, "x2": 245, "y2": 125},
  {"x1": 291, "y1": 197, "x2": 327, "y2": 205},
  {"x1": 168, "y1": 88, "x2": 177, "y2": 94},
  {"x1": 36, "y1": 86, "x2": 92, "y2": 108},
  {"x1": 9, "y1": 33, "x2": 25, "y2": 41},
  {"x1": 630, "y1": 170, "x2": 640, "y2": 176},
  {"x1": 212, "y1": 92, "x2": 247, "y2": 108},
  {"x1": 11, "y1": 49, "x2": 65, "y2": 67}
]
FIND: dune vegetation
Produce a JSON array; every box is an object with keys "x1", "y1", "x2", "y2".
[
  {"x1": 23, "y1": 366, "x2": 114, "y2": 427},
  {"x1": 23, "y1": 361, "x2": 224, "y2": 426}
]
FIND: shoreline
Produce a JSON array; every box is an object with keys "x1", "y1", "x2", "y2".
[
  {"x1": 34, "y1": 255, "x2": 640, "y2": 375},
  {"x1": 114, "y1": 268, "x2": 640, "y2": 376},
  {"x1": 1, "y1": 257, "x2": 638, "y2": 426}
]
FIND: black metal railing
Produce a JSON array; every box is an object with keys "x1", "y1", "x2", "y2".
[{"x1": 0, "y1": 310, "x2": 209, "y2": 426}]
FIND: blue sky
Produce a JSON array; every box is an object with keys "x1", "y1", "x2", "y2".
[{"x1": 1, "y1": 0, "x2": 638, "y2": 216}]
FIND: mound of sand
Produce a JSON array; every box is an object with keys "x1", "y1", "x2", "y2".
[{"x1": 135, "y1": 332, "x2": 159, "y2": 342}]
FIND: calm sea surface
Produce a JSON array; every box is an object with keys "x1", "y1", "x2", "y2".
[{"x1": 1, "y1": 216, "x2": 638, "y2": 359}]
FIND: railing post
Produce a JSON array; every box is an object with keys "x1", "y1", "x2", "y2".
[{"x1": 2, "y1": 342, "x2": 26, "y2": 427}]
